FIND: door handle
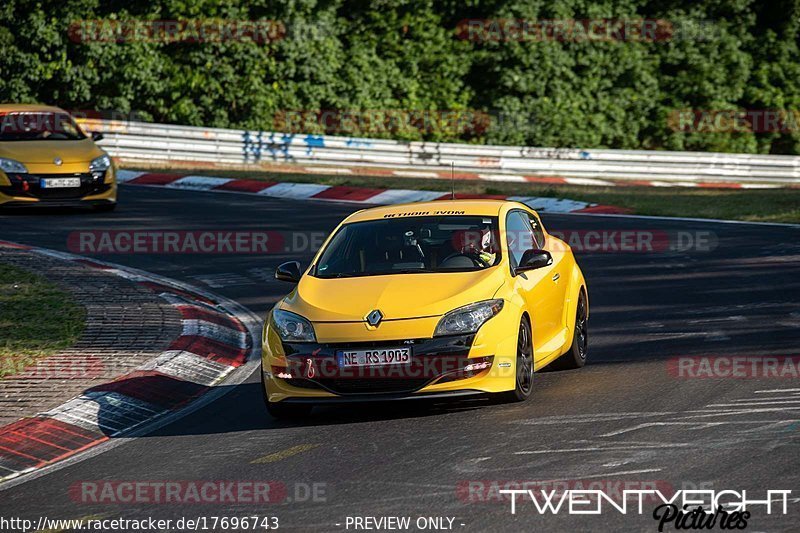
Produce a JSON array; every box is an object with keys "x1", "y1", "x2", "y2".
[{"x1": 552, "y1": 273, "x2": 560, "y2": 282}]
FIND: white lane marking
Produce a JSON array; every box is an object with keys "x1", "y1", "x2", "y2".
[
  {"x1": 563, "y1": 177, "x2": 615, "y2": 186},
  {"x1": 47, "y1": 392, "x2": 165, "y2": 435},
  {"x1": 741, "y1": 183, "x2": 782, "y2": 189},
  {"x1": 181, "y1": 319, "x2": 247, "y2": 348},
  {"x1": 367, "y1": 189, "x2": 444, "y2": 204},
  {"x1": 514, "y1": 447, "x2": 600, "y2": 455},
  {"x1": 680, "y1": 407, "x2": 800, "y2": 419},
  {"x1": 190, "y1": 273, "x2": 254, "y2": 288},
  {"x1": 157, "y1": 292, "x2": 219, "y2": 312},
  {"x1": 705, "y1": 401, "x2": 800, "y2": 407},
  {"x1": 598, "y1": 422, "x2": 727, "y2": 438},
  {"x1": 588, "y1": 468, "x2": 663, "y2": 478},
  {"x1": 687, "y1": 316, "x2": 747, "y2": 324},
  {"x1": 513, "y1": 412, "x2": 678, "y2": 425},
  {"x1": 650, "y1": 181, "x2": 698, "y2": 187},
  {"x1": 392, "y1": 170, "x2": 441, "y2": 178},
  {"x1": 477, "y1": 174, "x2": 526, "y2": 182},
  {"x1": 107, "y1": 269, "x2": 148, "y2": 282},
  {"x1": 166, "y1": 176, "x2": 233, "y2": 190},
  {"x1": 704, "y1": 330, "x2": 731, "y2": 341},
  {"x1": 730, "y1": 396, "x2": 800, "y2": 402},
  {"x1": 304, "y1": 167, "x2": 353, "y2": 174},
  {"x1": 246, "y1": 267, "x2": 277, "y2": 282},
  {"x1": 256, "y1": 182, "x2": 330, "y2": 198},
  {"x1": 507, "y1": 196, "x2": 591, "y2": 213},
  {"x1": 514, "y1": 443, "x2": 691, "y2": 455},
  {"x1": 139, "y1": 350, "x2": 233, "y2": 386},
  {"x1": 755, "y1": 388, "x2": 800, "y2": 394}
]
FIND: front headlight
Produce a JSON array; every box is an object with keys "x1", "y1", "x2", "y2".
[
  {"x1": 0, "y1": 158, "x2": 28, "y2": 173},
  {"x1": 434, "y1": 299, "x2": 504, "y2": 336},
  {"x1": 272, "y1": 309, "x2": 316, "y2": 343},
  {"x1": 89, "y1": 154, "x2": 111, "y2": 173}
]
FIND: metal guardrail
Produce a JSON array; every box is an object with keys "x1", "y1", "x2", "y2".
[{"x1": 79, "y1": 119, "x2": 800, "y2": 185}]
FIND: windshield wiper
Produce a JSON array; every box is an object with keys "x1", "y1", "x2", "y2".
[{"x1": 324, "y1": 268, "x2": 438, "y2": 278}]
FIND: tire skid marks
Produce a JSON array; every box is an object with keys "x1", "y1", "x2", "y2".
[{"x1": 502, "y1": 389, "x2": 800, "y2": 471}]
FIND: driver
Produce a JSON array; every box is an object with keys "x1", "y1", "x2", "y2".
[{"x1": 452, "y1": 228, "x2": 497, "y2": 266}]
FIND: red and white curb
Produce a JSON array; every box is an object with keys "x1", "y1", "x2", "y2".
[
  {"x1": 0, "y1": 241, "x2": 261, "y2": 485},
  {"x1": 297, "y1": 166, "x2": 784, "y2": 189},
  {"x1": 117, "y1": 162, "x2": 786, "y2": 190},
  {"x1": 116, "y1": 171, "x2": 628, "y2": 214}
]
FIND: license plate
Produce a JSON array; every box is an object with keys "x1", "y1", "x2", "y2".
[
  {"x1": 337, "y1": 347, "x2": 412, "y2": 367},
  {"x1": 41, "y1": 177, "x2": 81, "y2": 188}
]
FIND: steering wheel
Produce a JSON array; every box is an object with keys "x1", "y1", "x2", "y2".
[{"x1": 440, "y1": 250, "x2": 491, "y2": 268}]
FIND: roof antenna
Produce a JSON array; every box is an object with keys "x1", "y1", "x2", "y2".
[{"x1": 451, "y1": 161, "x2": 455, "y2": 200}]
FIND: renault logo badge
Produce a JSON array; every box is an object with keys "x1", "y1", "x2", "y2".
[
  {"x1": 366, "y1": 309, "x2": 383, "y2": 327},
  {"x1": 53, "y1": 157, "x2": 63, "y2": 166}
]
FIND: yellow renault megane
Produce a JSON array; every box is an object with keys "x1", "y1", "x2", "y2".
[
  {"x1": 261, "y1": 200, "x2": 588, "y2": 418},
  {"x1": 0, "y1": 105, "x2": 117, "y2": 210}
]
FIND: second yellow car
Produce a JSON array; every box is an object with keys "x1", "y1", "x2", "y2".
[{"x1": 0, "y1": 104, "x2": 117, "y2": 211}]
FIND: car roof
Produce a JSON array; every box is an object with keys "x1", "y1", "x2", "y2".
[
  {"x1": 344, "y1": 199, "x2": 529, "y2": 223},
  {"x1": 0, "y1": 104, "x2": 68, "y2": 114}
]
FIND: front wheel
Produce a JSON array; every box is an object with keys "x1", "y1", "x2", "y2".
[
  {"x1": 551, "y1": 290, "x2": 588, "y2": 370},
  {"x1": 494, "y1": 318, "x2": 534, "y2": 403}
]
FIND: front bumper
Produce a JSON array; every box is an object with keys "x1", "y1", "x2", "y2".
[
  {"x1": 262, "y1": 311, "x2": 519, "y2": 403},
  {"x1": 0, "y1": 171, "x2": 117, "y2": 207},
  {"x1": 276, "y1": 389, "x2": 486, "y2": 404}
]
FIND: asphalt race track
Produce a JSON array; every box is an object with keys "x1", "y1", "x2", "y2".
[{"x1": 1, "y1": 185, "x2": 799, "y2": 532}]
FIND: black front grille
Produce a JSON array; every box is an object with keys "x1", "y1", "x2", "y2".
[
  {"x1": 280, "y1": 335, "x2": 475, "y2": 395},
  {"x1": 286, "y1": 376, "x2": 432, "y2": 394},
  {"x1": 320, "y1": 377, "x2": 432, "y2": 394},
  {"x1": 1, "y1": 173, "x2": 110, "y2": 200}
]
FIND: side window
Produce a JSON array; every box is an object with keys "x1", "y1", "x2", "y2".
[
  {"x1": 528, "y1": 213, "x2": 545, "y2": 248},
  {"x1": 505, "y1": 211, "x2": 536, "y2": 267}
]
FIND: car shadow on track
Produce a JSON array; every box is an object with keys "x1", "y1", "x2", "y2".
[
  {"x1": 90, "y1": 377, "x2": 494, "y2": 439},
  {"x1": 0, "y1": 206, "x2": 102, "y2": 216}
]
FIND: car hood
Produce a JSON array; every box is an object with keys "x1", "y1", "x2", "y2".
[
  {"x1": 0, "y1": 139, "x2": 103, "y2": 164},
  {"x1": 282, "y1": 268, "x2": 506, "y2": 322}
]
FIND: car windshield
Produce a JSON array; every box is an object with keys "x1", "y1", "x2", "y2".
[
  {"x1": 0, "y1": 112, "x2": 86, "y2": 141},
  {"x1": 314, "y1": 215, "x2": 501, "y2": 278}
]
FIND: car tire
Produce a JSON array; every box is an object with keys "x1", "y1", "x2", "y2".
[
  {"x1": 494, "y1": 318, "x2": 534, "y2": 403},
  {"x1": 261, "y1": 368, "x2": 313, "y2": 419},
  {"x1": 551, "y1": 290, "x2": 588, "y2": 370},
  {"x1": 93, "y1": 203, "x2": 116, "y2": 212}
]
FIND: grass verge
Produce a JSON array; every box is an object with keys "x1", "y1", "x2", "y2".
[
  {"x1": 132, "y1": 167, "x2": 800, "y2": 224},
  {"x1": 0, "y1": 263, "x2": 85, "y2": 378}
]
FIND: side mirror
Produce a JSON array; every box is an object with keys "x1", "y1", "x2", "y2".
[
  {"x1": 91, "y1": 131, "x2": 104, "y2": 142},
  {"x1": 275, "y1": 261, "x2": 302, "y2": 283},
  {"x1": 515, "y1": 249, "x2": 552, "y2": 274}
]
